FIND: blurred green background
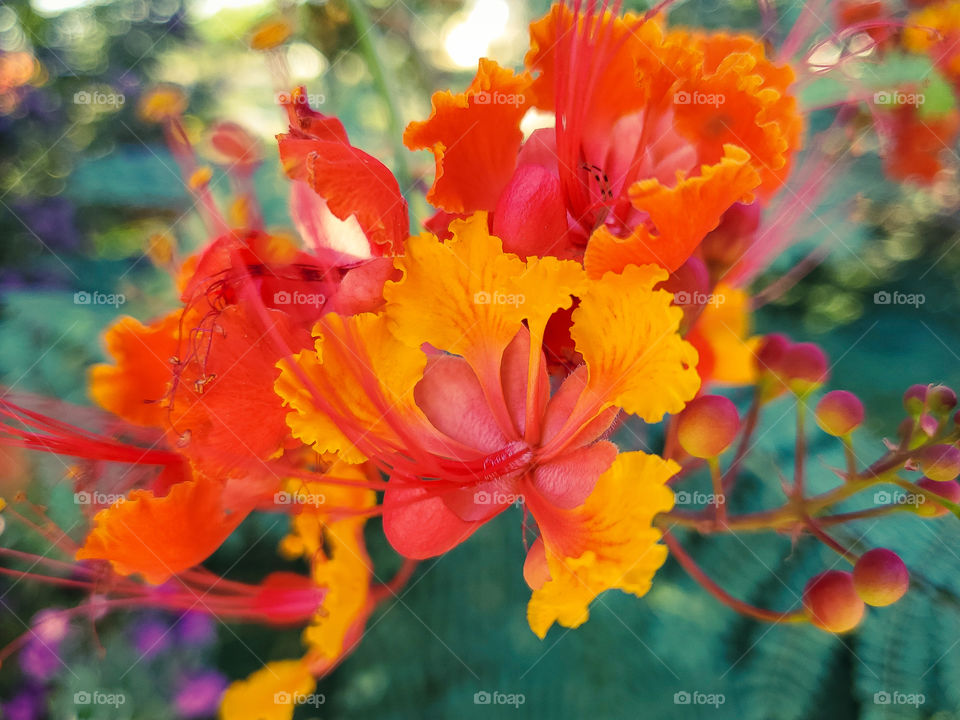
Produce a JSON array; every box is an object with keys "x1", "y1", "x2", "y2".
[{"x1": 3, "y1": 0, "x2": 960, "y2": 718}]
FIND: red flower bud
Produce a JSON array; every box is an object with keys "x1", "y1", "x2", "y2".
[
  {"x1": 853, "y1": 548, "x2": 909, "y2": 607},
  {"x1": 917, "y1": 444, "x2": 960, "y2": 482},
  {"x1": 781, "y1": 343, "x2": 829, "y2": 394},
  {"x1": 928, "y1": 385, "x2": 958, "y2": 414},
  {"x1": 802, "y1": 570, "x2": 865, "y2": 633},
  {"x1": 676, "y1": 395, "x2": 740, "y2": 458},
  {"x1": 754, "y1": 333, "x2": 790, "y2": 374},
  {"x1": 815, "y1": 390, "x2": 864, "y2": 437},
  {"x1": 915, "y1": 478, "x2": 960, "y2": 517}
]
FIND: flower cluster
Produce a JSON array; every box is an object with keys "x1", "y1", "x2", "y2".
[{"x1": 3, "y1": 1, "x2": 960, "y2": 717}]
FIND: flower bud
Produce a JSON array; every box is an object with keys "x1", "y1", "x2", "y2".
[
  {"x1": 853, "y1": 548, "x2": 909, "y2": 607},
  {"x1": 915, "y1": 478, "x2": 960, "y2": 517},
  {"x1": 917, "y1": 444, "x2": 960, "y2": 482},
  {"x1": 755, "y1": 333, "x2": 790, "y2": 374},
  {"x1": 676, "y1": 395, "x2": 740, "y2": 458},
  {"x1": 755, "y1": 334, "x2": 790, "y2": 402},
  {"x1": 492, "y1": 165, "x2": 568, "y2": 260},
  {"x1": 903, "y1": 384, "x2": 928, "y2": 415},
  {"x1": 802, "y1": 570, "x2": 865, "y2": 633},
  {"x1": 815, "y1": 390, "x2": 864, "y2": 437},
  {"x1": 781, "y1": 343, "x2": 829, "y2": 395},
  {"x1": 928, "y1": 385, "x2": 957, "y2": 415}
]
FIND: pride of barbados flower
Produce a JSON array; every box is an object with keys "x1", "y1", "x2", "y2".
[
  {"x1": 276, "y1": 213, "x2": 699, "y2": 636},
  {"x1": 404, "y1": 2, "x2": 802, "y2": 274}
]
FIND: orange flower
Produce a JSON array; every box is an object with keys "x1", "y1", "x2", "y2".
[
  {"x1": 405, "y1": 3, "x2": 802, "y2": 272},
  {"x1": 276, "y1": 214, "x2": 698, "y2": 634},
  {"x1": 89, "y1": 230, "x2": 394, "y2": 477}
]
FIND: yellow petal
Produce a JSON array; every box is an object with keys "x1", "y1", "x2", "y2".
[
  {"x1": 384, "y1": 214, "x2": 527, "y2": 375},
  {"x1": 570, "y1": 265, "x2": 701, "y2": 423},
  {"x1": 219, "y1": 660, "x2": 315, "y2": 720},
  {"x1": 275, "y1": 313, "x2": 427, "y2": 463},
  {"x1": 511, "y1": 255, "x2": 587, "y2": 341},
  {"x1": 384, "y1": 214, "x2": 586, "y2": 395},
  {"x1": 692, "y1": 284, "x2": 758, "y2": 386},
  {"x1": 301, "y1": 520, "x2": 374, "y2": 661},
  {"x1": 526, "y1": 451, "x2": 678, "y2": 638}
]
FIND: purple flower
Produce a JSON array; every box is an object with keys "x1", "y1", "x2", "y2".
[
  {"x1": 131, "y1": 617, "x2": 173, "y2": 659},
  {"x1": 174, "y1": 670, "x2": 229, "y2": 718},
  {"x1": 176, "y1": 611, "x2": 216, "y2": 647},
  {"x1": 19, "y1": 638, "x2": 62, "y2": 681},
  {"x1": 2, "y1": 688, "x2": 46, "y2": 720}
]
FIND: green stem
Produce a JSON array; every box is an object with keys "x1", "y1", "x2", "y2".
[{"x1": 343, "y1": 0, "x2": 411, "y2": 193}]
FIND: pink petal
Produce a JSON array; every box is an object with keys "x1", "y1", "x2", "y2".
[
  {"x1": 415, "y1": 355, "x2": 509, "y2": 454},
  {"x1": 530, "y1": 440, "x2": 617, "y2": 509}
]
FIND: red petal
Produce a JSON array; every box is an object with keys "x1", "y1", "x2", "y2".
[{"x1": 382, "y1": 482, "x2": 483, "y2": 559}]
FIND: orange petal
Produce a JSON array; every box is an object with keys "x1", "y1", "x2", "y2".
[
  {"x1": 584, "y1": 145, "x2": 761, "y2": 275},
  {"x1": 525, "y1": 451, "x2": 677, "y2": 638},
  {"x1": 76, "y1": 475, "x2": 250, "y2": 584},
  {"x1": 669, "y1": 31, "x2": 803, "y2": 197},
  {"x1": 403, "y1": 59, "x2": 532, "y2": 213},
  {"x1": 570, "y1": 264, "x2": 701, "y2": 423},
  {"x1": 88, "y1": 312, "x2": 180, "y2": 427},
  {"x1": 167, "y1": 304, "x2": 312, "y2": 476},
  {"x1": 525, "y1": 4, "x2": 663, "y2": 122}
]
